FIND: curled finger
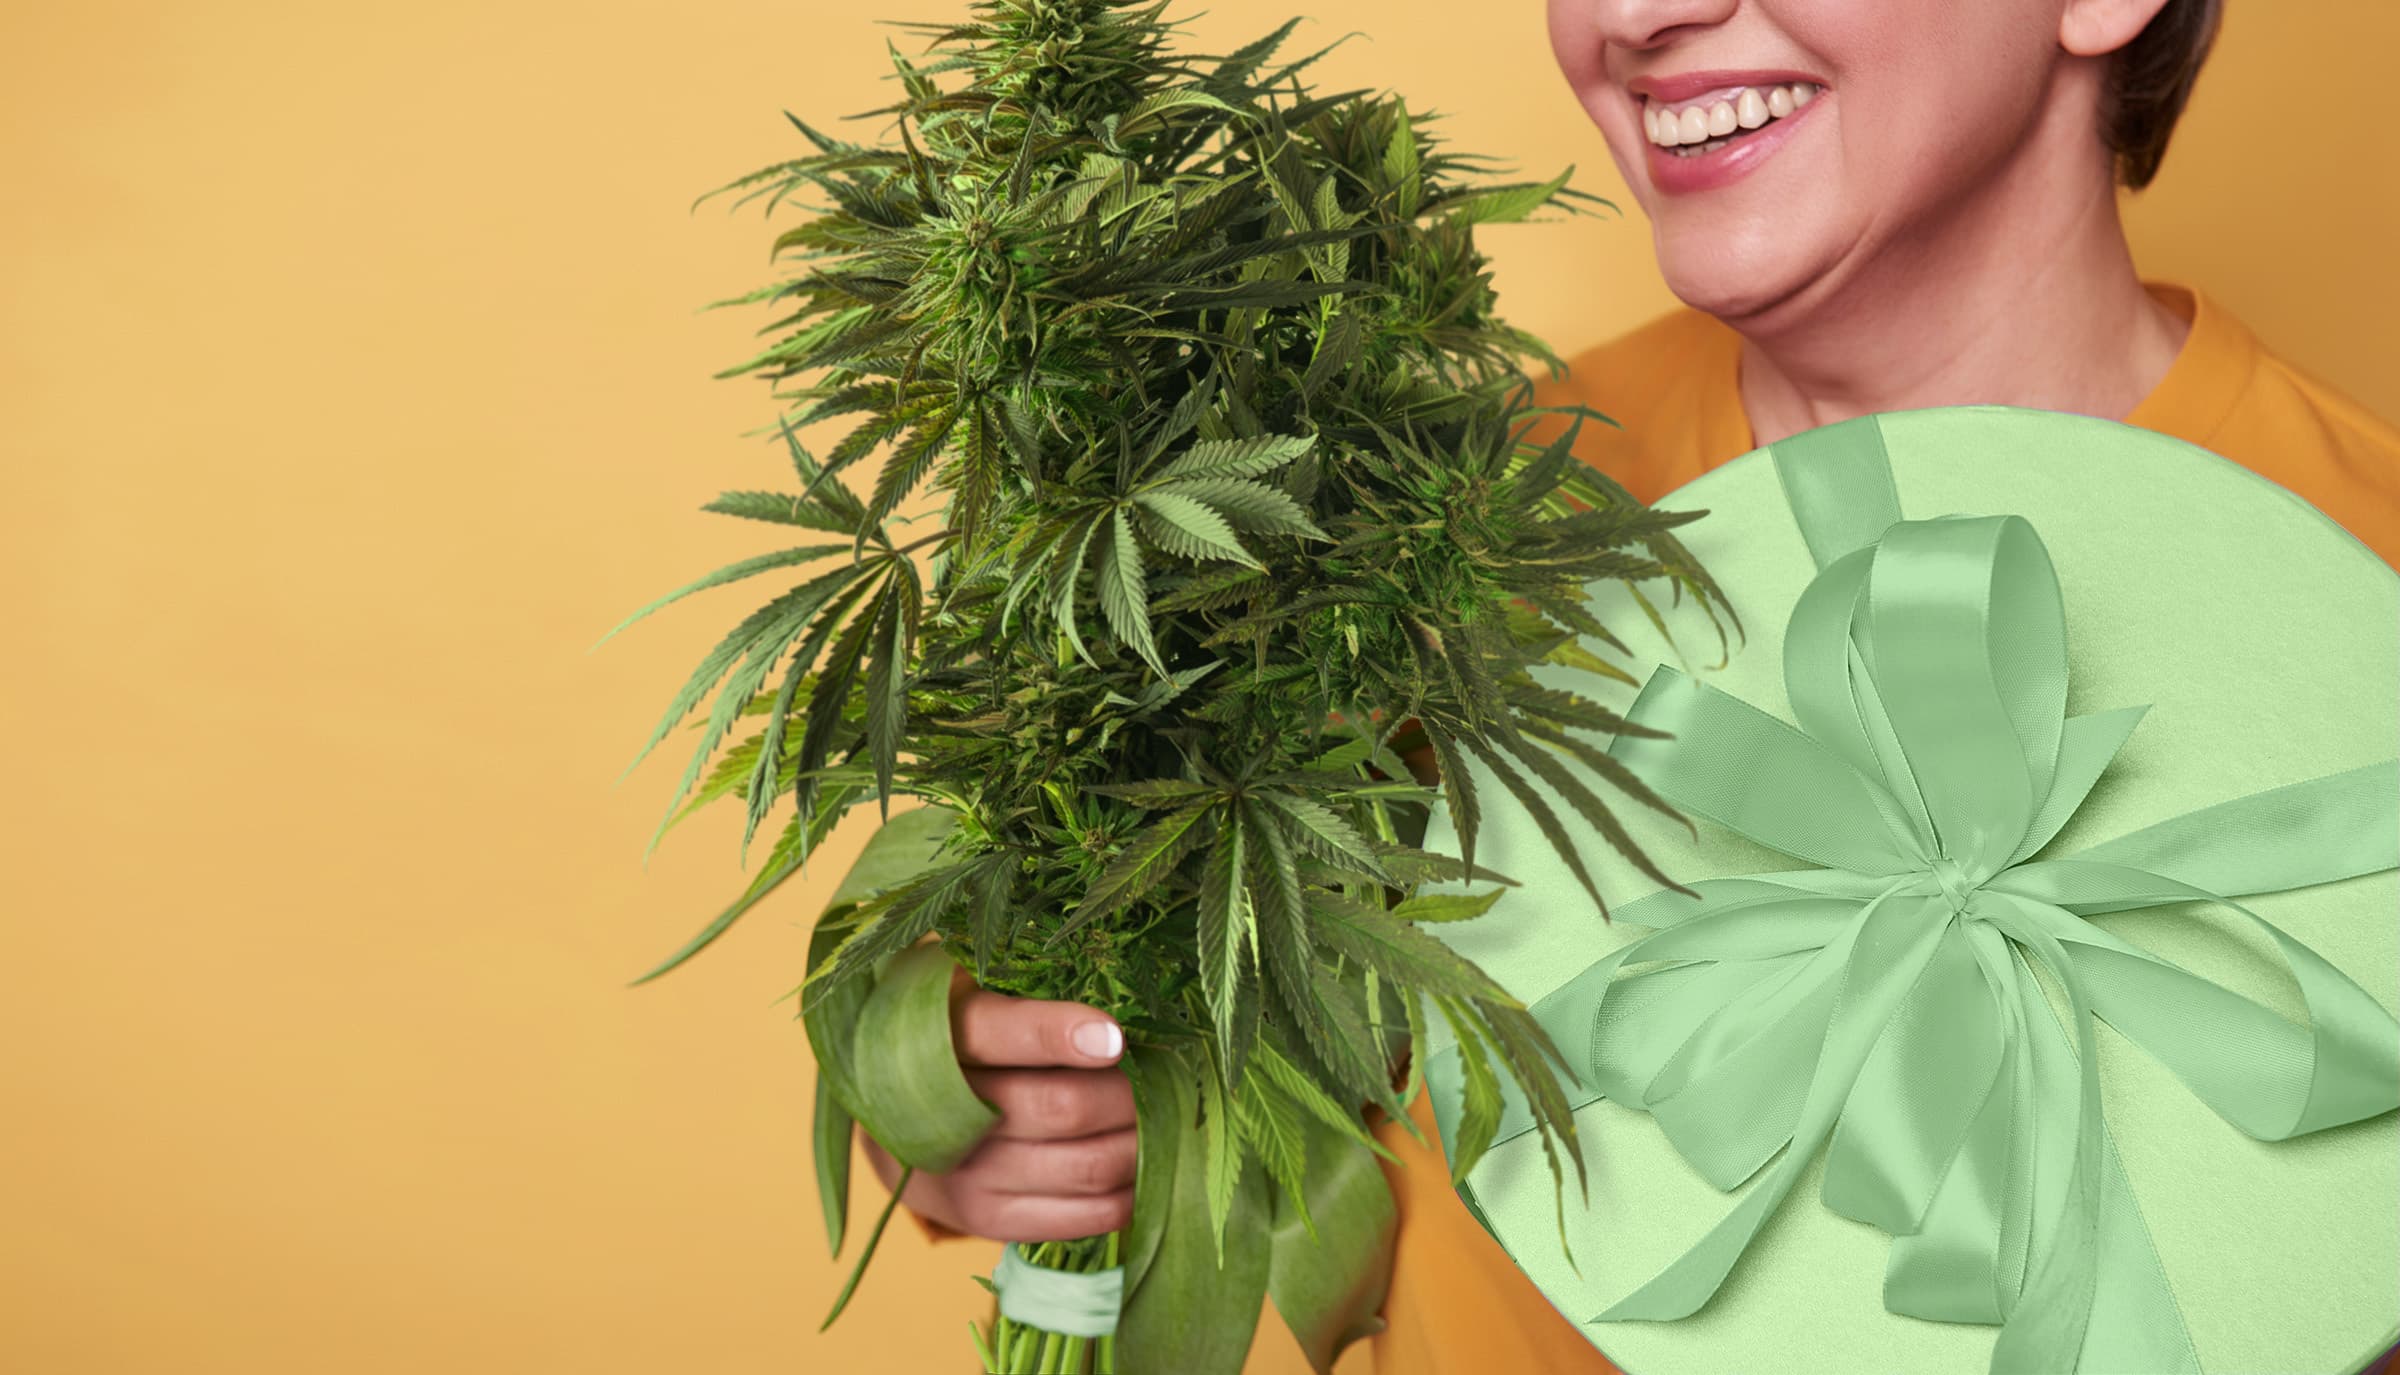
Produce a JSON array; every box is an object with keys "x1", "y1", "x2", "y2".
[
  {"x1": 952, "y1": 1127, "x2": 1138, "y2": 1197},
  {"x1": 963, "y1": 1066, "x2": 1137, "y2": 1141}
]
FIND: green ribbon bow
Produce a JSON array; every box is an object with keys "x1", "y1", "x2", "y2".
[{"x1": 1432, "y1": 414, "x2": 2400, "y2": 1374}]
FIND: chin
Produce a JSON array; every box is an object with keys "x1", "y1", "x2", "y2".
[{"x1": 1653, "y1": 229, "x2": 1827, "y2": 328}]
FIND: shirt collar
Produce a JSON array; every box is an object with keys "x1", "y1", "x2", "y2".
[{"x1": 2124, "y1": 279, "x2": 2262, "y2": 449}]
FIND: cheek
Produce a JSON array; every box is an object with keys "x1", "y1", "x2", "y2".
[
  {"x1": 1545, "y1": 0, "x2": 1609, "y2": 121},
  {"x1": 1545, "y1": 0, "x2": 1645, "y2": 189},
  {"x1": 1786, "y1": 0, "x2": 2060, "y2": 198}
]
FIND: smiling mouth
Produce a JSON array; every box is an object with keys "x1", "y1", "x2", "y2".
[{"x1": 1644, "y1": 82, "x2": 1824, "y2": 157}]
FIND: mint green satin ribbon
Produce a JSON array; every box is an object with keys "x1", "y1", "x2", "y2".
[
  {"x1": 992, "y1": 1242, "x2": 1127, "y2": 1339},
  {"x1": 1431, "y1": 415, "x2": 2400, "y2": 1374}
]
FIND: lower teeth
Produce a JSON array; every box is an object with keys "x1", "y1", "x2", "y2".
[
  {"x1": 1664, "y1": 103, "x2": 1819, "y2": 156},
  {"x1": 1670, "y1": 128, "x2": 1761, "y2": 157}
]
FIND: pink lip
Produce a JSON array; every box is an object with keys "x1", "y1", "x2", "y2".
[
  {"x1": 1635, "y1": 77, "x2": 1827, "y2": 196},
  {"x1": 1628, "y1": 69, "x2": 1826, "y2": 103}
]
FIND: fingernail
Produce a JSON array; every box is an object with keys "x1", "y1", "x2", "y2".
[{"x1": 1071, "y1": 1019, "x2": 1124, "y2": 1061}]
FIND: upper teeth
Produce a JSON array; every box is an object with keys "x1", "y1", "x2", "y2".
[{"x1": 1644, "y1": 83, "x2": 1821, "y2": 148}]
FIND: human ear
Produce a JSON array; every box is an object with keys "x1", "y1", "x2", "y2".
[{"x1": 2059, "y1": 0, "x2": 2174, "y2": 57}]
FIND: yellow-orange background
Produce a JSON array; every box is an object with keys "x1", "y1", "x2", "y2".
[{"x1": 4, "y1": 2, "x2": 2393, "y2": 1372}]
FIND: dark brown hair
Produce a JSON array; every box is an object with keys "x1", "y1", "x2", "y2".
[{"x1": 2105, "y1": 0, "x2": 2226, "y2": 189}]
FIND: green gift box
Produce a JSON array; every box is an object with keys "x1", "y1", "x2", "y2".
[{"x1": 1419, "y1": 405, "x2": 2400, "y2": 1374}]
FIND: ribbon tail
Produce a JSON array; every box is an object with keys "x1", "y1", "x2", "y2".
[
  {"x1": 1978, "y1": 894, "x2": 2197, "y2": 1375},
  {"x1": 1882, "y1": 965, "x2": 2016, "y2": 1324},
  {"x1": 2064, "y1": 760, "x2": 2400, "y2": 900},
  {"x1": 1586, "y1": 1124, "x2": 1814, "y2": 1322},
  {"x1": 1979, "y1": 901, "x2": 2105, "y2": 1374},
  {"x1": 2076, "y1": 1116, "x2": 2203, "y2": 1374},
  {"x1": 1823, "y1": 922, "x2": 2008, "y2": 1237},
  {"x1": 1994, "y1": 860, "x2": 2400, "y2": 1136}
]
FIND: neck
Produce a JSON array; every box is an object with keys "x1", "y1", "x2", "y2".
[{"x1": 1729, "y1": 99, "x2": 2189, "y2": 447}]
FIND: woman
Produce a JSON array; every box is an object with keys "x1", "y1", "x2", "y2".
[{"x1": 870, "y1": 0, "x2": 2400, "y2": 1370}]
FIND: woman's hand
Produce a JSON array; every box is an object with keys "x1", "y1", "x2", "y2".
[{"x1": 860, "y1": 984, "x2": 1138, "y2": 1243}]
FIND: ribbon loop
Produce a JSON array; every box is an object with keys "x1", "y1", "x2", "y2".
[
  {"x1": 1863, "y1": 515, "x2": 2067, "y2": 879},
  {"x1": 1609, "y1": 668, "x2": 1922, "y2": 875}
]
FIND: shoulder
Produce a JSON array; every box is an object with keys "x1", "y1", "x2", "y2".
[
  {"x1": 2190, "y1": 294, "x2": 2400, "y2": 566},
  {"x1": 2247, "y1": 357, "x2": 2400, "y2": 567},
  {"x1": 1522, "y1": 306, "x2": 1745, "y2": 504},
  {"x1": 2251, "y1": 354, "x2": 2400, "y2": 487}
]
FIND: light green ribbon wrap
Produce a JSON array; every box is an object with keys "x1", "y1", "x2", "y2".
[
  {"x1": 993, "y1": 1243, "x2": 1127, "y2": 1340},
  {"x1": 1430, "y1": 414, "x2": 2400, "y2": 1374}
]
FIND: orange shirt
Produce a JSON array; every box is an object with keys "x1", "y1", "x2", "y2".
[{"x1": 1353, "y1": 279, "x2": 2400, "y2": 1375}]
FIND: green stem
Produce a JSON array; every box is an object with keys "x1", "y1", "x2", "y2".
[
  {"x1": 1095, "y1": 1230, "x2": 1119, "y2": 1375},
  {"x1": 1006, "y1": 1274, "x2": 1042, "y2": 1374}
]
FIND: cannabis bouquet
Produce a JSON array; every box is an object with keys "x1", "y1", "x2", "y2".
[{"x1": 604, "y1": 3, "x2": 1729, "y2": 1371}]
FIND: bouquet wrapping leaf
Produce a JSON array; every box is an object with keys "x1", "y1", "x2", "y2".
[{"x1": 604, "y1": 3, "x2": 1732, "y2": 1370}]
